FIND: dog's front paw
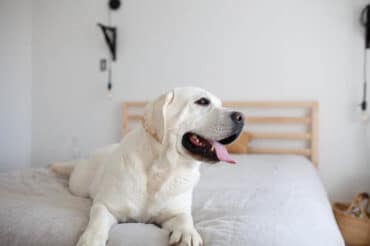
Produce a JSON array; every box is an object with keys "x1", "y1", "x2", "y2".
[
  {"x1": 169, "y1": 228, "x2": 203, "y2": 246},
  {"x1": 76, "y1": 231, "x2": 106, "y2": 246}
]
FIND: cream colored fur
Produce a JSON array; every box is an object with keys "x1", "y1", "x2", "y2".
[{"x1": 51, "y1": 87, "x2": 238, "y2": 246}]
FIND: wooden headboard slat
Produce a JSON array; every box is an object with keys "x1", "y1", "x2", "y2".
[
  {"x1": 248, "y1": 147, "x2": 311, "y2": 156},
  {"x1": 246, "y1": 116, "x2": 311, "y2": 124},
  {"x1": 223, "y1": 101, "x2": 316, "y2": 108},
  {"x1": 248, "y1": 132, "x2": 311, "y2": 140},
  {"x1": 128, "y1": 115, "x2": 144, "y2": 121},
  {"x1": 122, "y1": 101, "x2": 319, "y2": 167},
  {"x1": 125, "y1": 102, "x2": 146, "y2": 107}
]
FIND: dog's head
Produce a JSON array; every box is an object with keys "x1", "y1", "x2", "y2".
[{"x1": 143, "y1": 87, "x2": 244, "y2": 164}]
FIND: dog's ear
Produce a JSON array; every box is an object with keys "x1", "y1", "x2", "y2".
[{"x1": 143, "y1": 90, "x2": 174, "y2": 144}]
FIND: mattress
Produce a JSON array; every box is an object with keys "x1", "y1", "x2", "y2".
[{"x1": 0, "y1": 155, "x2": 344, "y2": 246}]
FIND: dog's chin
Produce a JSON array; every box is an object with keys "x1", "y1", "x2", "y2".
[{"x1": 181, "y1": 132, "x2": 240, "y2": 164}]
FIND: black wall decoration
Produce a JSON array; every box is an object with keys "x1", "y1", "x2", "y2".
[
  {"x1": 98, "y1": 0, "x2": 121, "y2": 97},
  {"x1": 97, "y1": 23, "x2": 117, "y2": 61},
  {"x1": 109, "y1": 0, "x2": 121, "y2": 10},
  {"x1": 360, "y1": 5, "x2": 370, "y2": 112}
]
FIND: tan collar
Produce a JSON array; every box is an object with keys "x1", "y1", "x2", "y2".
[{"x1": 142, "y1": 120, "x2": 161, "y2": 143}]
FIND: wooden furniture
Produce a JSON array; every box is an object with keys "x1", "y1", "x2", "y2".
[{"x1": 122, "y1": 101, "x2": 319, "y2": 167}]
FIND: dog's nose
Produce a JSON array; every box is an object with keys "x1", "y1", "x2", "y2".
[{"x1": 230, "y1": 111, "x2": 244, "y2": 124}]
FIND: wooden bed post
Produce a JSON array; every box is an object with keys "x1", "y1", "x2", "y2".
[
  {"x1": 122, "y1": 103, "x2": 129, "y2": 136},
  {"x1": 310, "y1": 102, "x2": 319, "y2": 167}
]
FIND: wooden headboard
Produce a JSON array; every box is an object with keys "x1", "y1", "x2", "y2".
[{"x1": 122, "y1": 101, "x2": 319, "y2": 167}]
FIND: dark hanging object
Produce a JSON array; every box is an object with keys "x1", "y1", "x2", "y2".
[
  {"x1": 107, "y1": 66, "x2": 113, "y2": 97},
  {"x1": 109, "y1": 0, "x2": 121, "y2": 10},
  {"x1": 361, "y1": 5, "x2": 370, "y2": 49},
  {"x1": 97, "y1": 23, "x2": 117, "y2": 61},
  {"x1": 98, "y1": 0, "x2": 121, "y2": 61},
  {"x1": 98, "y1": 0, "x2": 121, "y2": 97},
  {"x1": 360, "y1": 5, "x2": 370, "y2": 112}
]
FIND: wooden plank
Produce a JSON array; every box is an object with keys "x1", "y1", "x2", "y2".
[
  {"x1": 310, "y1": 102, "x2": 319, "y2": 167},
  {"x1": 249, "y1": 132, "x2": 311, "y2": 140},
  {"x1": 246, "y1": 116, "x2": 311, "y2": 124},
  {"x1": 223, "y1": 101, "x2": 316, "y2": 108},
  {"x1": 122, "y1": 103, "x2": 129, "y2": 135},
  {"x1": 128, "y1": 115, "x2": 144, "y2": 121},
  {"x1": 248, "y1": 147, "x2": 311, "y2": 156},
  {"x1": 125, "y1": 101, "x2": 147, "y2": 107}
]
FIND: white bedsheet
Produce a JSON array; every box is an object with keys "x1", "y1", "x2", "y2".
[
  {"x1": 192, "y1": 154, "x2": 344, "y2": 246},
  {"x1": 0, "y1": 155, "x2": 344, "y2": 246}
]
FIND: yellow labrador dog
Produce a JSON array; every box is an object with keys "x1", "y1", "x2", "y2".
[{"x1": 51, "y1": 87, "x2": 244, "y2": 246}]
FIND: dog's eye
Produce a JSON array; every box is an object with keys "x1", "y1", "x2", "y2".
[{"x1": 195, "y1": 97, "x2": 210, "y2": 106}]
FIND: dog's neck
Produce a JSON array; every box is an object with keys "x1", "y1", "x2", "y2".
[
  {"x1": 138, "y1": 123, "x2": 200, "y2": 170},
  {"x1": 142, "y1": 120, "x2": 162, "y2": 143},
  {"x1": 131, "y1": 123, "x2": 170, "y2": 163}
]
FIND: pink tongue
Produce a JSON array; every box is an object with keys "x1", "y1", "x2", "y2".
[{"x1": 211, "y1": 141, "x2": 236, "y2": 164}]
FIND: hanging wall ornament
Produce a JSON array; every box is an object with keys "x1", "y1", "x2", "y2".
[
  {"x1": 98, "y1": 0, "x2": 121, "y2": 97},
  {"x1": 97, "y1": 23, "x2": 117, "y2": 61},
  {"x1": 109, "y1": 0, "x2": 121, "y2": 10},
  {"x1": 360, "y1": 5, "x2": 370, "y2": 117}
]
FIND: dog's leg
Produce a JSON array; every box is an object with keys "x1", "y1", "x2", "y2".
[
  {"x1": 76, "y1": 203, "x2": 117, "y2": 246},
  {"x1": 162, "y1": 213, "x2": 203, "y2": 246}
]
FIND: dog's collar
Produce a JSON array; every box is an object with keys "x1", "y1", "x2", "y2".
[{"x1": 142, "y1": 120, "x2": 161, "y2": 143}]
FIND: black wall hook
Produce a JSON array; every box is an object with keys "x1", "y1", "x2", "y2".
[
  {"x1": 97, "y1": 23, "x2": 117, "y2": 61},
  {"x1": 360, "y1": 5, "x2": 370, "y2": 112}
]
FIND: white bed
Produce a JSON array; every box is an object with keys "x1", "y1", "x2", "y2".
[
  {"x1": 194, "y1": 154, "x2": 344, "y2": 246},
  {"x1": 0, "y1": 154, "x2": 344, "y2": 246},
  {"x1": 0, "y1": 101, "x2": 344, "y2": 245}
]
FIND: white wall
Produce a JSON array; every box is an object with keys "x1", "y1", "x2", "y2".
[
  {"x1": 0, "y1": 1, "x2": 32, "y2": 169},
  {"x1": 31, "y1": 0, "x2": 370, "y2": 200},
  {"x1": 32, "y1": 0, "x2": 113, "y2": 165}
]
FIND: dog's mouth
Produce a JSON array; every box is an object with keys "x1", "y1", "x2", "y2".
[{"x1": 182, "y1": 132, "x2": 240, "y2": 164}]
